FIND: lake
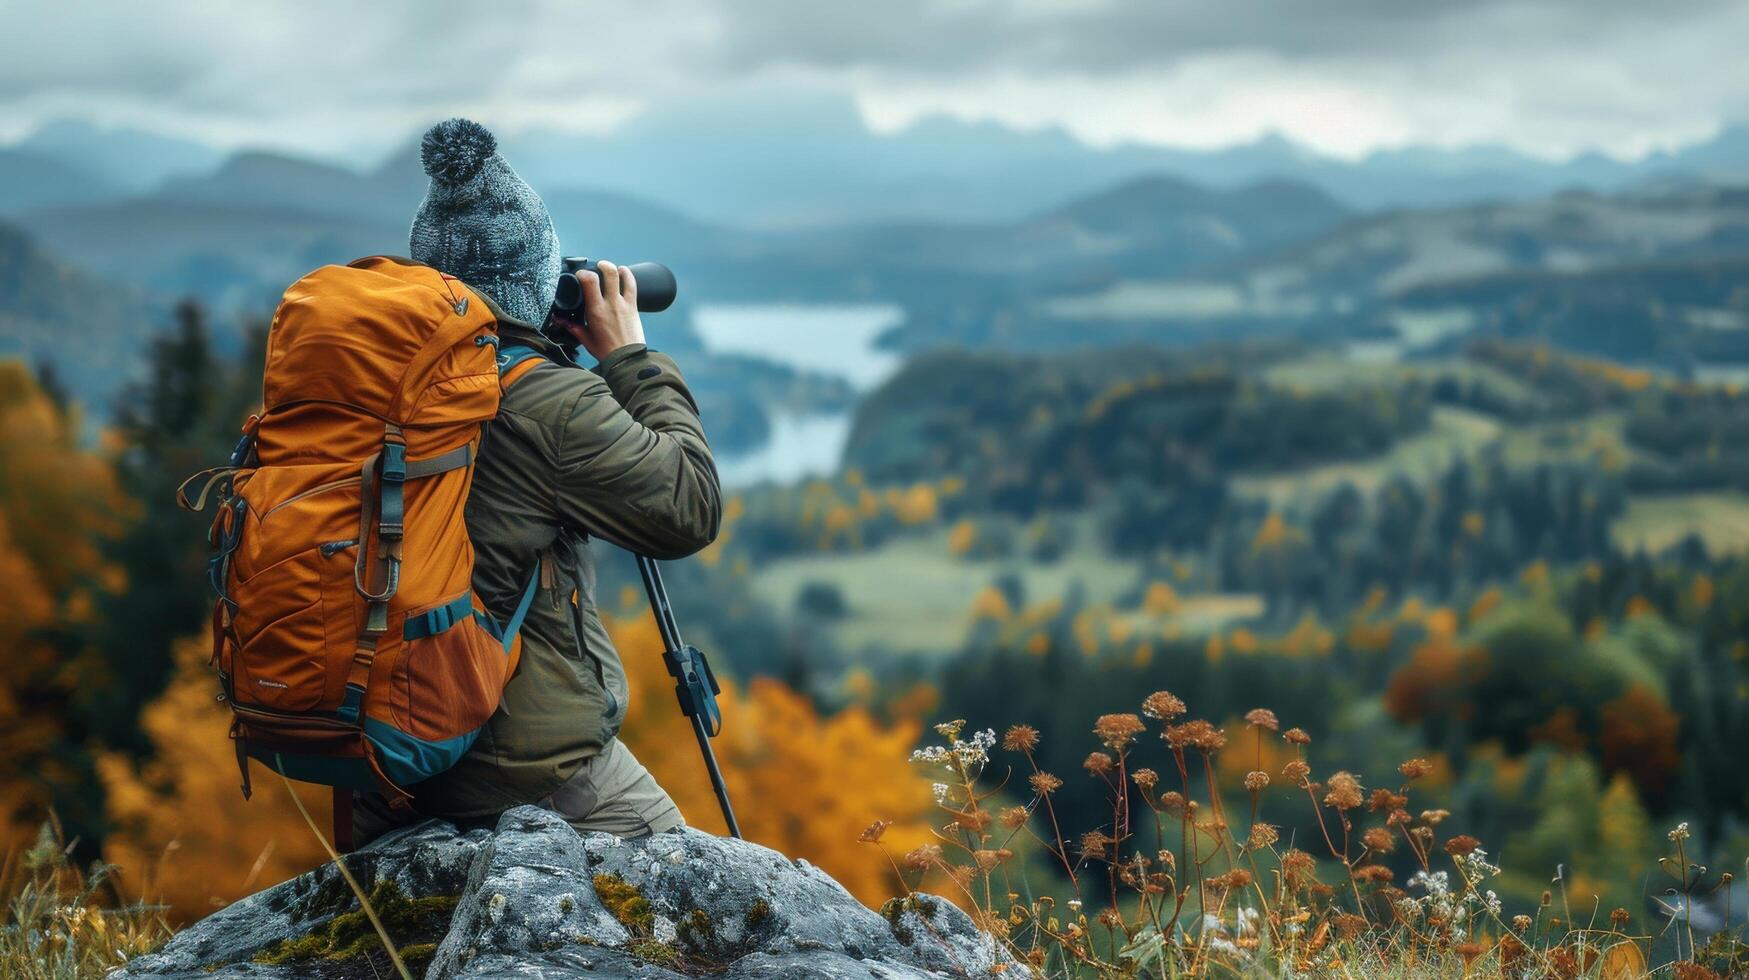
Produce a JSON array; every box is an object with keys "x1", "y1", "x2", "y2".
[{"x1": 690, "y1": 303, "x2": 905, "y2": 486}]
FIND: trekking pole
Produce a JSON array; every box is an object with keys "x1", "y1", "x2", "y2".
[{"x1": 635, "y1": 554, "x2": 742, "y2": 839}]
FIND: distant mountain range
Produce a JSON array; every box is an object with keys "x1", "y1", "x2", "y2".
[{"x1": 6, "y1": 95, "x2": 1749, "y2": 229}]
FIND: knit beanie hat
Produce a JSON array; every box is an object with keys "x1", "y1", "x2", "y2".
[{"x1": 409, "y1": 118, "x2": 560, "y2": 325}]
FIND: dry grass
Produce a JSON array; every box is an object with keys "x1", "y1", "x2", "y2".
[
  {"x1": 878, "y1": 699, "x2": 1744, "y2": 978},
  {"x1": 0, "y1": 821, "x2": 172, "y2": 979}
]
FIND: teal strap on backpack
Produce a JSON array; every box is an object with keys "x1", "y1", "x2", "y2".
[{"x1": 497, "y1": 344, "x2": 545, "y2": 377}]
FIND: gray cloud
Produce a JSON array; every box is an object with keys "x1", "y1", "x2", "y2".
[{"x1": 2, "y1": 0, "x2": 1746, "y2": 162}]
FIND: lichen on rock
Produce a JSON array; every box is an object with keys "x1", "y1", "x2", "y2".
[{"x1": 116, "y1": 806, "x2": 1013, "y2": 979}]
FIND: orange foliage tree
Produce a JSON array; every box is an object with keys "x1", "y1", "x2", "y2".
[
  {"x1": 99, "y1": 639, "x2": 330, "y2": 921},
  {"x1": 0, "y1": 363, "x2": 131, "y2": 849},
  {"x1": 606, "y1": 612, "x2": 936, "y2": 904}
]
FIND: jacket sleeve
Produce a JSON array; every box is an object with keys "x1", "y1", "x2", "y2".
[{"x1": 550, "y1": 344, "x2": 722, "y2": 559}]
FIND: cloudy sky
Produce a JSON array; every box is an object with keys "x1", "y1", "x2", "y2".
[{"x1": 7, "y1": 0, "x2": 1749, "y2": 163}]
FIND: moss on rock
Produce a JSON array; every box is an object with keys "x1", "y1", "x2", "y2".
[
  {"x1": 252, "y1": 879, "x2": 458, "y2": 969},
  {"x1": 592, "y1": 872, "x2": 654, "y2": 934}
]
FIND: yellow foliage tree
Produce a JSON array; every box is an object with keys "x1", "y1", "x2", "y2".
[
  {"x1": 1142, "y1": 581, "x2": 1180, "y2": 616},
  {"x1": 99, "y1": 639, "x2": 330, "y2": 922},
  {"x1": 607, "y1": 613, "x2": 936, "y2": 905},
  {"x1": 0, "y1": 364, "x2": 131, "y2": 847}
]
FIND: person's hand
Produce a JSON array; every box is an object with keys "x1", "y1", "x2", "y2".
[{"x1": 569, "y1": 260, "x2": 646, "y2": 361}]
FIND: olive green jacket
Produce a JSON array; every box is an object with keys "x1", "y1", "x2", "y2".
[{"x1": 412, "y1": 317, "x2": 720, "y2": 820}]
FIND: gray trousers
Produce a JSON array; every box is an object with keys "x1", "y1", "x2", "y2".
[{"x1": 353, "y1": 738, "x2": 684, "y2": 846}]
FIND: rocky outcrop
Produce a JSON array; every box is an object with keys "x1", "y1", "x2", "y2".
[{"x1": 117, "y1": 806, "x2": 1011, "y2": 979}]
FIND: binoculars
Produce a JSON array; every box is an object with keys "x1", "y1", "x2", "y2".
[{"x1": 544, "y1": 256, "x2": 677, "y2": 351}]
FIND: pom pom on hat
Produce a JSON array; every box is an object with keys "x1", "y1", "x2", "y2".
[{"x1": 420, "y1": 118, "x2": 497, "y2": 185}]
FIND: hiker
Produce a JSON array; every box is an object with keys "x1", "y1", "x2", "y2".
[{"x1": 349, "y1": 118, "x2": 722, "y2": 845}]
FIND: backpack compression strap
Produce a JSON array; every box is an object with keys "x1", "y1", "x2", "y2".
[{"x1": 498, "y1": 344, "x2": 547, "y2": 392}]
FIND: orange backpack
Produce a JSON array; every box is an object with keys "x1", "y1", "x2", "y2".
[{"x1": 181, "y1": 256, "x2": 543, "y2": 810}]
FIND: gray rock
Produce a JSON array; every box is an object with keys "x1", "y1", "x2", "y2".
[
  {"x1": 118, "y1": 819, "x2": 488, "y2": 977},
  {"x1": 117, "y1": 805, "x2": 1013, "y2": 979}
]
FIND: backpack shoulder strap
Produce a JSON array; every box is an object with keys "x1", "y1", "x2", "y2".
[{"x1": 497, "y1": 344, "x2": 548, "y2": 393}]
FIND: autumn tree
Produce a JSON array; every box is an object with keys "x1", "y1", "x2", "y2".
[{"x1": 0, "y1": 361, "x2": 130, "y2": 854}]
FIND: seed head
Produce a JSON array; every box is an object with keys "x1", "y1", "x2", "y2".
[
  {"x1": 1363, "y1": 827, "x2": 1395, "y2": 853},
  {"x1": 1244, "y1": 770, "x2": 1270, "y2": 792},
  {"x1": 1420, "y1": 809, "x2": 1450, "y2": 826},
  {"x1": 1610, "y1": 907, "x2": 1630, "y2": 929},
  {"x1": 1247, "y1": 823, "x2": 1279, "y2": 849},
  {"x1": 999, "y1": 805, "x2": 1030, "y2": 829},
  {"x1": 1282, "y1": 759, "x2": 1312, "y2": 785},
  {"x1": 1355, "y1": 865, "x2": 1393, "y2": 884},
  {"x1": 1324, "y1": 772, "x2": 1364, "y2": 810},
  {"x1": 1083, "y1": 751, "x2": 1114, "y2": 775},
  {"x1": 1399, "y1": 758, "x2": 1432, "y2": 779},
  {"x1": 1283, "y1": 727, "x2": 1311, "y2": 745},
  {"x1": 1094, "y1": 713, "x2": 1145, "y2": 749},
  {"x1": 858, "y1": 819, "x2": 889, "y2": 843},
  {"x1": 1444, "y1": 835, "x2": 1481, "y2": 856},
  {"x1": 1244, "y1": 708, "x2": 1280, "y2": 731},
  {"x1": 1142, "y1": 690, "x2": 1186, "y2": 720},
  {"x1": 1132, "y1": 767, "x2": 1158, "y2": 790},
  {"x1": 902, "y1": 844, "x2": 943, "y2": 871},
  {"x1": 1370, "y1": 788, "x2": 1408, "y2": 812},
  {"x1": 1165, "y1": 719, "x2": 1226, "y2": 751},
  {"x1": 1002, "y1": 724, "x2": 1040, "y2": 753},
  {"x1": 1030, "y1": 771, "x2": 1063, "y2": 795}
]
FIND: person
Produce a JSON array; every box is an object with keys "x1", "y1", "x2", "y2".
[{"x1": 351, "y1": 118, "x2": 721, "y2": 845}]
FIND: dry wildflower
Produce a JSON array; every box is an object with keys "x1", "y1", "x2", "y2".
[
  {"x1": 973, "y1": 849, "x2": 1004, "y2": 872},
  {"x1": 1420, "y1": 808, "x2": 1450, "y2": 826},
  {"x1": 950, "y1": 807, "x2": 993, "y2": 834},
  {"x1": 1610, "y1": 906, "x2": 1631, "y2": 929},
  {"x1": 1165, "y1": 719, "x2": 1226, "y2": 751},
  {"x1": 1369, "y1": 788, "x2": 1407, "y2": 812},
  {"x1": 1673, "y1": 964, "x2": 1723, "y2": 980},
  {"x1": 1141, "y1": 690, "x2": 1186, "y2": 720},
  {"x1": 1411, "y1": 826, "x2": 1435, "y2": 846},
  {"x1": 1333, "y1": 913, "x2": 1367, "y2": 939},
  {"x1": 1131, "y1": 767, "x2": 1158, "y2": 790},
  {"x1": 1362, "y1": 827, "x2": 1395, "y2": 853},
  {"x1": 1547, "y1": 946, "x2": 1579, "y2": 978},
  {"x1": 1097, "y1": 907, "x2": 1124, "y2": 929},
  {"x1": 1080, "y1": 831, "x2": 1113, "y2": 860},
  {"x1": 934, "y1": 719, "x2": 966, "y2": 740},
  {"x1": 1158, "y1": 791, "x2": 1188, "y2": 816},
  {"x1": 1399, "y1": 757, "x2": 1432, "y2": 779},
  {"x1": 902, "y1": 844, "x2": 943, "y2": 871},
  {"x1": 1324, "y1": 772, "x2": 1364, "y2": 810},
  {"x1": 1094, "y1": 713, "x2": 1145, "y2": 749},
  {"x1": 998, "y1": 805, "x2": 1030, "y2": 829},
  {"x1": 1002, "y1": 724, "x2": 1040, "y2": 753},
  {"x1": 1215, "y1": 869, "x2": 1254, "y2": 891},
  {"x1": 1387, "y1": 808, "x2": 1412, "y2": 827},
  {"x1": 1282, "y1": 849, "x2": 1317, "y2": 886},
  {"x1": 1283, "y1": 727, "x2": 1311, "y2": 745},
  {"x1": 1244, "y1": 770, "x2": 1270, "y2": 792},
  {"x1": 1512, "y1": 915, "x2": 1532, "y2": 932},
  {"x1": 1355, "y1": 864, "x2": 1394, "y2": 884},
  {"x1": 1083, "y1": 751, "x2": 1114, "y2": 775},
  {"x1": 945, "y1": 865, "x2": 975, "y2": 893},
  {"x1": 858, "y1": 819, "x2": 889, "y2": 843},
  {"x1": 1282, "y1": 759, "x2": 1312, "y2": 784},
  {"x1": 1029, "y1": 771, "x2": 1063, "y2": 795},
  {"x1": 1244, "y1": 708, "x2": 1280, "y2": 731},
  {"x1": 1455, "y1": 942, "x2": 1486, "y2": 966},
  {"x1": 1444, "y1": 834, "x2": 1481, "y2": 856}
]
